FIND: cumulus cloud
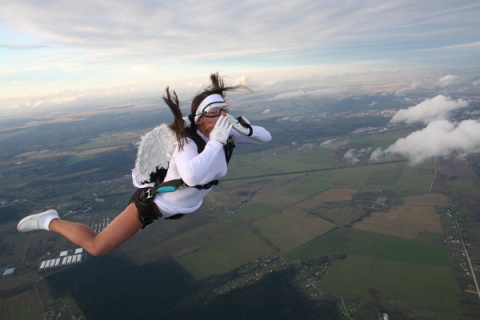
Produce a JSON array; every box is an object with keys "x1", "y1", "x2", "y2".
[
  {"x1": 269, "y1": 90, "x2": 306, "y2": 100},
  {"x1": 26, "y1": 95, "x2": 77, "y2": 108},
  {"x1": 394, "y1": 82, "x2": 419, "y2": 97},
  {"x1": 369, "y1": 95, "x2": 479, "y2": 164},
  {"x1": 268, "y1": 88, "x2": 343, "y2": 100},
  {"x1": 390, "y1": 95, "x2": 468, "y2": 125},
  {"x1": 371, "y1": 119, "x2": 480, "y2": 164},
  {"x1": 438, "y1": 74, "x2": 460, "y2": 87},
  {"x1": 233, "y1": 76, "x2": 248, "y2": 86},
  {"x1": 320, "y1": 139, "x2": 334, "y2": 147},
  {"x1": 344, "y1": 147, "x2": 372, "y2": 164}
]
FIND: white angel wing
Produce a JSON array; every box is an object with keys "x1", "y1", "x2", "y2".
[{"x1": 132, "y1": 124, "x2": 177, "y2": 183}]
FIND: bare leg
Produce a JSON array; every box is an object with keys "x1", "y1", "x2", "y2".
[{"x1": 49, "y1": 203, "x2": 143, "y2": 256}]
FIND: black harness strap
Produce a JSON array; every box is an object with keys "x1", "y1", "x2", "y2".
[
  {"x1": 224, "y1": 137, "x2": 235, "y2": 163},
  {"x1": 186, "y1": 127, "x2": 235, "y2": 165}
]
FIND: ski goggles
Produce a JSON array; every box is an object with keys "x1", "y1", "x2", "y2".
[
  {"x1": 202, "y1": 105, "x2": 230, "y2": 118},
  {"x1": 194, "y1": 94, "x2": 229, "y2": 122}
]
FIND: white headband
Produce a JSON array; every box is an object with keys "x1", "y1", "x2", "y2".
[{"x1": 194, "y1": 94, "x2": 228, "y2": 123}]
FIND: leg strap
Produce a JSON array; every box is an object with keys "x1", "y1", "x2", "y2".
[{"x1": 129, "y1": 188, "x2": 162, "y2": 229}]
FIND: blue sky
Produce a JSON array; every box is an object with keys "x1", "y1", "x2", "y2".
[{"x1": 1, "y1": 0, "x2": 479, "y2": 116}]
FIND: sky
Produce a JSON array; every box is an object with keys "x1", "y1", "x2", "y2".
[{"x1": 1, "y1": 0, "x2": 479, "y2": 116}]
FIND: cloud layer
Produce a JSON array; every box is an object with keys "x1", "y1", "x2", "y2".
[
  {"x1": 4, "y1": 1, "x2": 477, "y2": 58},
  {"x1": 1, "y1": 1, "x2": 480, "y2": 113}
]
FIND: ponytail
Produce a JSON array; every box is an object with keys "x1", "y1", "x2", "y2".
[{"x1": 163, "y1": 87, "x2": 188, "y2": 149}]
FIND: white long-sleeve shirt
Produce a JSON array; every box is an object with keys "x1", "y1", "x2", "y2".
[{"x1": 132, "y1": 125, "x2": 271, "y2": 218}]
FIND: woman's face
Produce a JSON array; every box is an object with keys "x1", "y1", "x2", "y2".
[{"x1": 196, "y1": 107, "x2": 229, "y2": 137}]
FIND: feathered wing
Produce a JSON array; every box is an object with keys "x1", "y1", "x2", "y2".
[{"x1": 132, "y1": 124, "x2": 177, "y2": 183}]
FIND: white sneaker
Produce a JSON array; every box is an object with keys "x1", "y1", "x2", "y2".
[{"x1": 17, "y1": 209, "x2": 59, "y2": 232}]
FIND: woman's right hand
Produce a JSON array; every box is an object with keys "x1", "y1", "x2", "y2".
[{"x1": 209, "y1": 115, "x2": 232, "y2": 144}]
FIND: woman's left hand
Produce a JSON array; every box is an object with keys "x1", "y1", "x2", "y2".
[{"x1": 227, "y1": 114, "x2": 253, "y2": 136}]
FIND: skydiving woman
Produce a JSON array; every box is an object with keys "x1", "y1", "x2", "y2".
[{"x1": 17, "y1": 73, "x2": 272, "y2": 256}]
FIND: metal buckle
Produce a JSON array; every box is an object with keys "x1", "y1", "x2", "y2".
[
  {"x1": 146, "y1": 188, "x2": 154, "y2": 199},
  {"x1": 178, "y1": 183, "x2": 187, "y2": 190}
]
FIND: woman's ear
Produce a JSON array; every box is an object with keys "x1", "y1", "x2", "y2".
[
  {"x1": 188, "y1": 114, "x2": 195, "y2": 126},
  {"x1": 196, "y1": 116, "x2": 204, "y2": 126}
]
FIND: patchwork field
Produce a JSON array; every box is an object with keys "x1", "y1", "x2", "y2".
[
  {"x1": 5, "y1": 122, "x2": 477, "y2": 319},
  {"x1": 318, "y1": 255, "x2": 459, "y2": 314},
  {"x1": 298, "y1": 188, "x2": 358, "y2": 204},
  {"x1": 252, "y1": 207, "x2": 336, "y2": 253},
  {"x1": 0, "y1": 288, "x2": 45, "y2": 320},
  {"x1": 403, "y1": 193, "x2": 449, "y2": 206},
  {"x1": 353, "y1": 205, "x2": 443, "y2": 240},
  {"x1": 181, "y1": 133, "x2": 469, "y2": 317},
  {"x1": 176, "y1": 230, "x2": 273, "y2": 280}
]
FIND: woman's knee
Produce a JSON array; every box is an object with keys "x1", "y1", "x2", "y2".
[{"x1": 85, "y1": 241, "x2": 111, "y2": 256}]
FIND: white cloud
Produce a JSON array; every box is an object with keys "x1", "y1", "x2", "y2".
[
  {"x1": 390, "y1": 95, "x2": 468, "y2": 125},
  {"x1": 370, "y1": 95, "x2": 480, "y2": 164},
  {"x1": 394, "y1": 82, "x2": 419, "y2": 96},
  {"x1": 344, "y1": 147, "x2": 372, "y2": 164},
  {"x1": 233, "y1": 76, "x2": 248, "y2": 86},
  {"x1": 371, "y1": 119, "x2": 480, "y2": 164},
  {"x1": 268, "y1": 87, "x2": 345, "y2": 100},
  {"x1": 269, "y1": 90, "x2": 305, "y2": 100},
  {"x1": 438, "y1": 74, "x2": 460, "y2": 87}
]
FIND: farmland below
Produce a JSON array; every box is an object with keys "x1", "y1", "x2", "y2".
[{"x1": 1, "y1": 101, "x2": 480, "y2": 319}]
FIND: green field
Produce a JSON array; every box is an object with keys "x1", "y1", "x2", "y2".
[
  {"x1": 173, "y1": 130, "x2": 466, "y2": 317},
  {"x1": 318, "y1": 255, "x2": 459, "y2": 314},
  {"x1": 447, "y1": 179, "x2": 480, "y2": 194},
  {"x1": 252, "y1": 207, "x2": 336, "y2": 253},
  {"x1": 177, "y1": 230, "x2": 273, "y2": 280},
  {"x1": 238, "y1": 202, "x2": 279, "y2": 222},
  {"x1": 349, "y1": 129, "x2": 415, "y2": 149},
  {"x1": 286, "y1": 228, "x2": 458, "y2": 314},
  {"x1": 226, "y1": 147, "x2": 343, "y2": 180}
]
